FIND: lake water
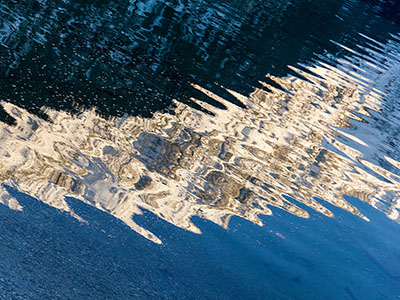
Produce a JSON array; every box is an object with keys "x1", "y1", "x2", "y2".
[{"x1": 0, "y1": 0, "x2": 399, "y2": 299}]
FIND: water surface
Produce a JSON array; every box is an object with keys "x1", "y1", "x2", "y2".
[{"x1": 0, "y1": 0, "x2": 400, "y2": 299}]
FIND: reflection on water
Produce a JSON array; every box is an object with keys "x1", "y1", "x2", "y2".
[{"x1": 1, "y1": 34, "x2": 399, "y2": 243}]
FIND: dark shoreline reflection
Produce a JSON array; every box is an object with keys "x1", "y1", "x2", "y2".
[{"x1": 0, "y1": 0, "x2": 399, "y2": 122}]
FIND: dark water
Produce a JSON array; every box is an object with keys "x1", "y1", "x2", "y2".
[
  {"x1": 0, "y1": 0, "x2": 400, "y2": 299},
  {"x1": 0, "y1": 0, "x2": 398, "y2": 120}
]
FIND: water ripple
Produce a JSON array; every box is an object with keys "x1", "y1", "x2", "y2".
[{"x1": 1, "y1": 34, "x2": 400, "y2": 243}]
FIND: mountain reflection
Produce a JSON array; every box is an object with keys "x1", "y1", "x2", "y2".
[{"x1": 1, "y1": 34, "x2": 399, "y2": 243}]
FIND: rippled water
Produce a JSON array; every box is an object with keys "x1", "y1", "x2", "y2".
[
  {"x1": 0, "y1": 0, "x2": 399, "y2": 119},
  {"x1": 1, "y1": 0, "x2": 400, "y2": 299}
]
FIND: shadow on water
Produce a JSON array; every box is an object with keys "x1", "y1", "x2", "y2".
[
  {"x1": 1, "y1": 185, "x2": 399, "y2": 299},
  {"x1": 0, "y1": 0, "x2": 399, "y2": 122}
]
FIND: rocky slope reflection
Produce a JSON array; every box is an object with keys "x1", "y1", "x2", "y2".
[{"x1": 1, "y1": 35, "x2": 400, "y2": 243}]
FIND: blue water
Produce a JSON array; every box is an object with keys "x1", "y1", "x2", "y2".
[
  {"x1": 1, "y1": 187, "x2": 399, "y2": 299},
  {"x1": 0, "y1": 0, "x2": 400, "y2": 299}
]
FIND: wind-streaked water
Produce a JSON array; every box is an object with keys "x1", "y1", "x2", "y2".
[{"x1": 1, "y1": 0, "x2": 400, "y2": 299}]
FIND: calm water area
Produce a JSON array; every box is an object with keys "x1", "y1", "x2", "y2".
[{"x1": 0, "y1": 0, "x2": 400, "y2": 299}]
